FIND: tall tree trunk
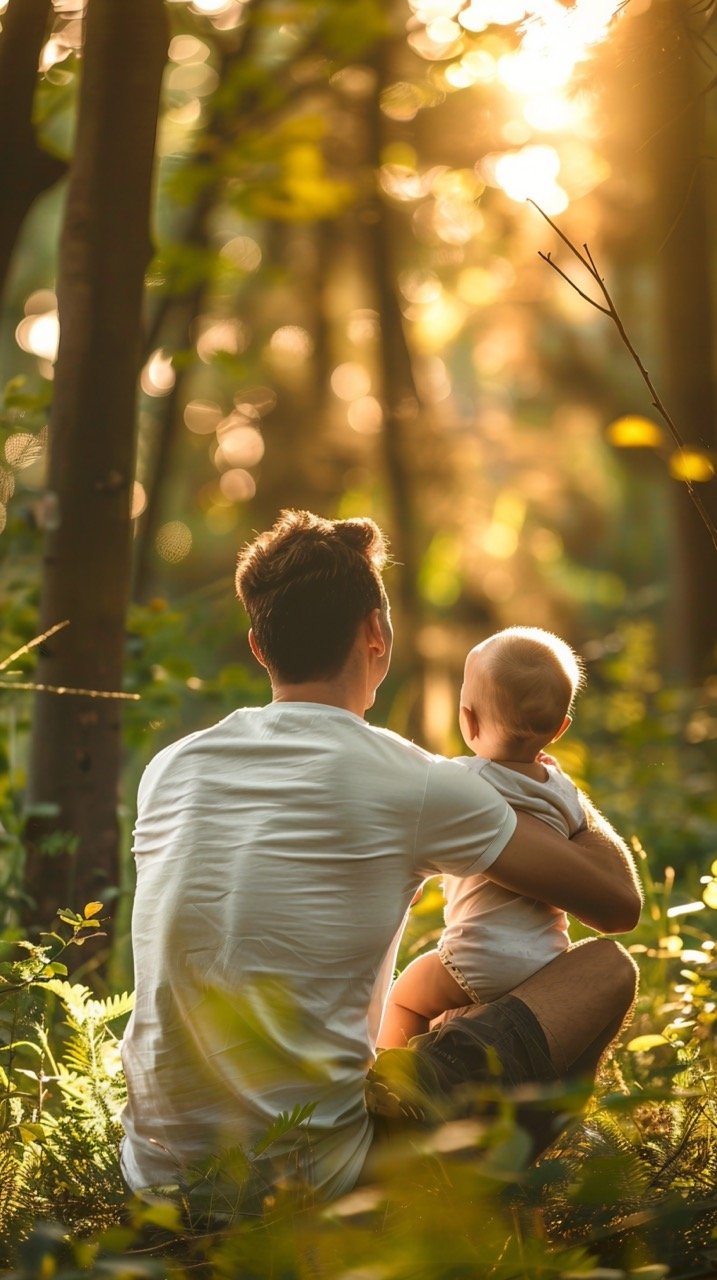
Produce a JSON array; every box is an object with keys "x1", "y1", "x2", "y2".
[
  {"x1": 366, "y1": 46, "x2": 426, "y2": 738},
  {"x1": 0, "y1": 0, "x2": 66, "y2": 300},
  {"x1": 609, "y1": 0, "x2": 717, "y2": 680},
  {"x1": 649, "y1": 1, "x2": 717, "y2": 680},
  {"x1": 24, "y1": 0, "x2": 168, "y2": 926}
]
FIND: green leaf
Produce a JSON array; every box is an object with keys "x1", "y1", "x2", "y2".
[
  {"x1": 253, "y1": 1100, "x2": 318, "y2": 1155},
  {"x1": 18, "y1": 1122, "x2": 47, "y2": 1143},
  {"x1": 626, "y1": 1034, "x2": 670, "y2": 1052},
  {"x1": 135, "y1": 1200, "x2": 182, "y2": 1232}
]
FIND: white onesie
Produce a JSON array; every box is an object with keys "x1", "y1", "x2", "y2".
[{"x1": 439, "y1": 755, "x2": 587, "y2": 1003}]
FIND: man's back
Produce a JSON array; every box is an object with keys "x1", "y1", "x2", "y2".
[{"x1": 120, "y1": 703, "x2": 514, "y2": 1198}]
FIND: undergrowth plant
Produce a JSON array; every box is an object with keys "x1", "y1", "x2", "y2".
[
  {"x1": 0, "y1": 905, "x2": 129, "y2": 1260},
  {"x1": 2, "y1": 844, "x2": 717, "y2": 1277}
]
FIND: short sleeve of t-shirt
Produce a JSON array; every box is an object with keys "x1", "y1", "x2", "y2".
[{"x1": 414, "y1": 756, "x2": 517, "y2": 880}]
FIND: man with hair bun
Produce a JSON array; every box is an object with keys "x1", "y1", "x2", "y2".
[{"x1": 121, "y1": 511, "x2": 642, "y2": 1203}]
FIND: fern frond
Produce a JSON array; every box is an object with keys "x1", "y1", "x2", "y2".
[
  {"x1": 41, "y1": 980, "x2": 93, "y2": 1026},
  {"x1": 83, "y1": 990, "x2": 134, "y2": 1025}
]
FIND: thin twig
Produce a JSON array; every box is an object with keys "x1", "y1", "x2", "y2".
[
  {"x1": 0, "y1": 619, "x2": 69, "y2": 672},
  {"x1": 0, "y1": 680, "x2": 140, "y2": 700},
  {"x1": 0, "y1": 620, "x2": 141, "y2": 698},
  {"x1": 531, "y1": 200, "x2": 717, "y2": 553},
  {"x1": 537, "y1": 252, "x2": 610, "y2": 314}
]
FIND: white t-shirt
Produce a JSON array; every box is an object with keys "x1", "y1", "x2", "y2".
[
  {"x1": 120, "y1": 704, "x2": 516, "y2": 1200},
  {"x1": 440, "y1": 756, "x2": 586, "y2": 1002}
]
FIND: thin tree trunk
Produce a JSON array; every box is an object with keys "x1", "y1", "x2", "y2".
[
  {"x1": 132, "y1": 278, "x2": 204, "y2": 602},
  {"x1": 366, "y1": 47, "x2": 426, "y2": 737},
  {"x1": 24, "y1": 0, "x2": 168, "y2": 926},
  {"x1": 0, "y1": 0, "x2": 66, "y2": 301}
]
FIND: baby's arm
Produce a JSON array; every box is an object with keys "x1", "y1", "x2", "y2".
[{"x1": 377, "y1": 949, "x2": 472, "y2": 1048}]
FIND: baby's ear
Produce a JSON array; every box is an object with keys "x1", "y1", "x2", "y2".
[
  {"x1": 550, "y1": 713, "x2": 572, "y2": 743},
  {"x1": 459, "y1": 703, "x2": 479, "y2": 746}
]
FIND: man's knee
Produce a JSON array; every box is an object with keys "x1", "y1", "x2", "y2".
[{"x1": 585, "y1": 937, "x2": 639, "y2": 1010}]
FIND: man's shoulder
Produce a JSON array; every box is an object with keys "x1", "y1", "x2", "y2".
[
  {"x1": 365, "y1": 726, "x2": 483, "y2": 777},
  {"x1": 137, "y1": 709, "x2": 255, "y2": 795},
  {"x1": 364, "y1": 721, "x2": 433, "y2": 758}
]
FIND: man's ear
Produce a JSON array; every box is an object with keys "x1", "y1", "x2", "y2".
[
  {"x1": 248, "y1": 628, "x2": 268, "y2": 669},
  {"x1": 365, "y1": 608, "x2": 387, "y2": 657},
  {"x1": 550, "y1": 713, "x2": 572, "y2": 743}
]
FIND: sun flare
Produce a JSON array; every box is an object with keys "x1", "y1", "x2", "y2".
[{"x1": 409, "y1": 0, "x2": 624, "y2": 211}]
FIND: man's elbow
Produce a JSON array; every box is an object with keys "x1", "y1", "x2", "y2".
[{"x1": 594, "y1": 886, "x2": 642, "y2": 935}]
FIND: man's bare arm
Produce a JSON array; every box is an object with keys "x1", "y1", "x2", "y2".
[{"x1": 485, "y1": 810, "x2": 642, "y2": 934}]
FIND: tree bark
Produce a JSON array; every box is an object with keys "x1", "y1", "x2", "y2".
[
  {"x1": 366, "y1": 47, "x2": 427, "y2": 738},
  {"x1": 24, "y1": 0, "x2": 168, "y2": 926},
  {"x1": 0, "y1": 0, "x2": 66, "y2": 301},
  {"x1": 649, "y1": 2, "x2": 717, "y2": 680},
  {"x1": 608, "y1": 0, "x2": 717, "y2": 680}
]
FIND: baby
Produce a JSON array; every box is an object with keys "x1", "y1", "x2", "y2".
[{"x1": 378, "y1": 625, "x2": 617, "y2": 1048}]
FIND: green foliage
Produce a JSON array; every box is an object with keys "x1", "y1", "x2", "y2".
[
  {"x1": 562, "y1": 622, "x2": 717, "y2": 882},
  {"x1": 2, "y1": 868, "x2": 717, "y2": 1277},
  {"x1": 123, "y1": 595, "x2": 265, "y2": 759},
  {"x1": 0, "y1": 907, "x2": 130, "y2": 1261}
]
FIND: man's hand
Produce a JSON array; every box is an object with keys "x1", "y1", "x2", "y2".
[
  {"x1": 485, "y1": 811, "x2": 642, "y2": 935},
  {"x1": 535, "y1": 750, "x2": 560, "y2": 768}
]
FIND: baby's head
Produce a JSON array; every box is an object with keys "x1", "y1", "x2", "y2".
[{"x1": 459, "y1": 626, "x2": 585, "y2": 760}]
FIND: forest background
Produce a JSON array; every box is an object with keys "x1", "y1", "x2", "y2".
[{"x1": 1, "y1": 0, "x2": 717, "y2": 1276}]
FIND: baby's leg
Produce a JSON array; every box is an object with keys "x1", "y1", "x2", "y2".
[{"x1": 378, "y1": 949, "x2": 474, "y2": 1048}]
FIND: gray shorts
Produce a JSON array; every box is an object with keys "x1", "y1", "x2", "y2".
[{"x1": 366, "y1": 994, "x2": 561, "y2": 1159}]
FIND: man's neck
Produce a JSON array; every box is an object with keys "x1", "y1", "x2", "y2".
[{"x1": 271, "y1": 678, "x2": 367, "y2": 718}]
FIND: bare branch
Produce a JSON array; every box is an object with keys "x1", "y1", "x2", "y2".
[
  {"x1": 538, "y1": 251, "x2": 611, "y2": 315},
  {"x1": 0, "y1": 680, "x2": 140, "y2": 700},
  {"x1": 0, "y1": 620, "x2": 70, "y2": 673},
  {"x1": 527, "y1": 198, "x2": 593, "y2": 271},
  {"x1": 532, "y1": 202, "x2": 717, "y2": 554}
]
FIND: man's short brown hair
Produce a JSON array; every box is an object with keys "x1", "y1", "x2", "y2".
[{"x1": 236, "y1": 509, "x2": 389, "y2": 683}]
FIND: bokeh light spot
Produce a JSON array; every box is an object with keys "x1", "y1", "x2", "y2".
[
  {"x1": 196, "y1": 318, "x2": 247, "y2": 363},
  {"x1": 191, "y1": 0, "x2": 233, "y2": 12},
  {"x1": 220, "y1": 236, "x2": 262, "y2": 272},
  {"x1": 606, "y1": 416, "x2": 663, "y2": 449},
  {"x1": 331, "y1": 363, "x2": 371, "y2": 401},
  {"x1": 131, "y1": 482, "x2": 148, "y2": 519},
  {"x1": 669, "y1": 449, "x2": 715, "y2": 484},
  {"x1": 184, "y1": 399, "x2": 223, "y2": 435},
  {"x1": 347, "y1": 310, "x2": 380, "y2": 345},
  {"x1": 486, "y1": 145, "x2": 567, "y2": 214},
  {"x1": 268, "y1": 326, "x2": 314, "y2": 362},
  {"x1": 155, "y1": 520, "x2": 193, "y2": 563},
  {"x1": 0, "y1": 469, "x2": 15, "y2": 502},
  {"x1": 141, "y1": 350, "x2": 176, "y2": 397},
  {"x1": 167, "y1": 62, "x2": 219, "y2": 96},
  {"x1": 169, "y1": 35, "x2": 210, "y2": 62},
  {"x1": 5, "y1": 433, "x2": 43, "y2": 470},
  {"x1": 24, "y1": 290, "x2": 57, "y2": 316},
  {"x1": 215, "y1": 421, "x2": 265, "y2": 468},
  {"x1": 347, "y1": 397, "x2": 383, "y2": 435},
  {"x1": 219, "y1": 469, "x2": 256, "y2": 502},
  {"x1": 15, "y1": 311, "x2": 59, "y2": 361}
]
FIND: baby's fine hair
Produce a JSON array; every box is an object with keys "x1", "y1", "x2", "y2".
[{"x1": 462, "y1": 626, "x2": 585, "y2": 745}]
